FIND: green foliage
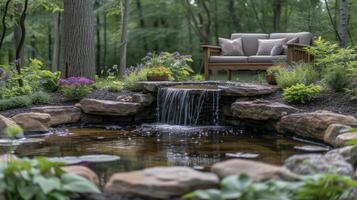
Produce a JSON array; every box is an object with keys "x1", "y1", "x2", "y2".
[
  {"x1": 61, "y1": 86, "x2": 92, "y2": 101},
  {"x1": 345, "y1": 84, "x2": 357, "y2": 101},
  {"x1": 94, "y1": 77, "x2": 123, "y2": 93},
  {"x1": 276, "y1": 63, "x2": 319, "y2": 89},
  {"x1": 266, "y1": 66, "x2": 283, "y2": 76},
  {"x1": 3, "y1": 124, "x2": 24, "y2": 139},
  {"x1": 31, "y1": 91, "x2": 52, "y2": 105},
  {"x1": 0, "y1": 157, "x2": 100, "y2": 200},
  {"x1": 185, "y1": 174, "x2": 357, "y2": 200},
  {"x1": 2, "y1": 85, "x2": 33, "y2": 99},
  {"x1": 283, "y1": 84, "x2": 321, "y2": 104},
  {"x1": 192, "y1": 74, "x2": 204, "y2": 81},
  {"x1": 323, "y1": 64, "x2": 356, "y2": 92},
  {"x1": 0, "y1": 96, "x2": 33, "y2": 111},
  {"x1": 123, "y1": 68, "x2": 148, "y2": 91},
  {"x1": 142, "y1": 52, "x2": 193, "y2": 81}
]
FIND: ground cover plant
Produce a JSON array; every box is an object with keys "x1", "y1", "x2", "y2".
[{"x1": 59, "y1": 77, "x2": 94, "y2": 101}]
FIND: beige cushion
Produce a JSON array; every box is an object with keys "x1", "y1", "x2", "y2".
[
  {"x1": 219, "y1": 38, "x2": 244, "y2": 56},
  {"x1": 282, "y1": 37, "x2": 299, "y2": 55},
  {"x1": 270, "y1": 32, "x2": 313, "y2": 45},
  {"x1": 256, "y1": 38, "x2": 287, "y2": 55},
  {"x1": 248, "y1": 55, "x2": 287, "y2": 63},
  {"x1": 231, "y1": 33, "x2": 269, "y2": 56},
  {"x1": 209, "y1": 56, "x2": 248, "y2": 63}
]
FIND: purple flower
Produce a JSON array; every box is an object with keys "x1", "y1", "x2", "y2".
[{"x1": 59, "y1": 76, "x2": 94, "y2": 87}]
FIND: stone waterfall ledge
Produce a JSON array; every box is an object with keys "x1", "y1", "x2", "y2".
[
  {"x1": 79, "y1": 98, "x2": 142, "y2": 116},
  {"x1": 31, "y1": 106, "x2": 81, "y2": 126},
  {"x1": 136, "y1": 81, "x2": 278, "y2": 96}
]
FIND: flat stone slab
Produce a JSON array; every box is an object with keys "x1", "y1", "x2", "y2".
[
  {"x1": 105, "y1": 166, "x2": 219, "y2": 199},
  {"x1": 277, "y1": 110, "x2": 357, "y2": 141},
  {"x1": 11, "y1": 112, "x2": 51, "y2": 132},
  {"x1": 211, "y1": 159, "x2": 297, "y2": 182},
  {"x1": 231, "y1": 100, "x2": 298, "y2": 120},
  {"x1": 80, "y1": 98, "x2": 141, "y2": 116},
  {"x1": 335, "y1": 132, "x2": 357, "y2": 147},
  {"x1": 136, "y1": 81, "x2": 278, "y2": 97},
  {"x1": 31, "y1": 106, "x2": 81, "y2": 126},
  {"x1": 0, "y1": 115, "x2": 17, "y2": 137}
]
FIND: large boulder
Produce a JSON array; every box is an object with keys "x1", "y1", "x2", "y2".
[
  {"x1": 323, "y1": 124, "x2": 351, "y2": 146},
  {"x1": 230, "y1": 100, "x2": 298, "y2": 120},
  {"x1": 0, "y1": 115, "x2": 17, "y2": 137},
  {"x1": 11, "y1": 112, "x2": 51, "y2": 132},
  {"x1": 219, "y1": 83, "x2": 278, "y2": 97},
  {"x1": 277, "y1": 111, "x2": 357, "y2": 140},
  {"x1": 80, "y1": 98, "x2": 141, "y2": 116},
  {"x1": 31, "y1": 106, "x2": 81, "y2": 126},
  {"x1": 211, "y1": 159, "x2": 297, "y2": 181},
  {"x1": 326, "y1": 146, "x2": 357, "y2": 166},
  {"x1": 335, "y1": 132, "x2": 357, "y2": 147},
  {"x1": 284, "y1": 154, "x2": 354, "y2": 177},
  {"x1": 105, "y1": 166, "x2": 219, "y2": 199},
  {"x1": 62, "y1": 165, "x2": 99, "y2": 186}
]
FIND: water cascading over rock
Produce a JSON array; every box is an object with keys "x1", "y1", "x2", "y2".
[{"x1": 157, "y1": 87, "x2": 221, "y2": 125}]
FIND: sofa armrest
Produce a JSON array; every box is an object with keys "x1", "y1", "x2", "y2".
[
  {"x1": 202, "y1": 45, "x2": 221, "y2": 80},
  {"x1": 287, "y1": 43, "x2": 313, "y2": 64}
]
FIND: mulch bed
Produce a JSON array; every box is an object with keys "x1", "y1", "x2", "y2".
[
  {"x1": 263, "y1": 90, "x2": 357, "y2": 118},
  {"x1": 1, "y1": 88, "x2": 356, "y2": 118}
]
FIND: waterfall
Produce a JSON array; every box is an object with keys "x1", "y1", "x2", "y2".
[{"x1": 157, "y1": 87, "x2": 221, "y2": 126}]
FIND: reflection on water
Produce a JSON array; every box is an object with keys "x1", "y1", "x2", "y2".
[{"x1": 0, "y1": 126, "x2": 312, "y2": 183}]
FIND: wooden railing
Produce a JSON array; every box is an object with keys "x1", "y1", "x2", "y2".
[{"x1": 287, "y1": 43, "x2": 314, "y2": 64}]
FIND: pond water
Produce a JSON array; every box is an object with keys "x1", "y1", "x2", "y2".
[{"x1": 0, "y1": 125, "x2": 317, "y2": 184}]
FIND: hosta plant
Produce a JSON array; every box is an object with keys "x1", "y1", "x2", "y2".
[
  {"x1": 59, "y1": 77, "x2": 94, "y2": 100},
  {"x1": 0, "y1": 157, "x2": 100, "y2": 200}
]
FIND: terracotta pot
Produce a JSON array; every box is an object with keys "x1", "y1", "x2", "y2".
[
  {"x1": 266, "y1": 74, "x2": 277, "y2": 85},
  {"x1": 147, "y1": 76, "x2": 169, "y2": 81}
]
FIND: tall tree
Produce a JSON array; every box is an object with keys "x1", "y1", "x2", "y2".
[
  {"x1": 51, "y1": 13, "x2": 61, "y2": 72},
  {"x1": 136, "y1": 0, "x2": 148, "y2": 52},
  {"x1": 0, "y1": 0, "x2": 11, "y2": 52},
  {"x1": 62, "y1": 0, "x2": 96, "y2": 78},
  {"x1": 119, "y1": 0, "x2": 129, "y2": 78},
  {"x1": 338, "y1": 0, "x2": 348, "y2": 47},
  {"x1": 273, "y1": 0, "x2": 282, "y2": 32}
]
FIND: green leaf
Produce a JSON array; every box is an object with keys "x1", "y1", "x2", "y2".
[
  {"x1": 17, "y1": 185, "x2": 37, "y2": 200},
  {"x1": 33, "y1": 176, "x2": 61, "y2": 194},
  {"x1": 61, "y1": 173, "x2": 100, "y2": 194}
]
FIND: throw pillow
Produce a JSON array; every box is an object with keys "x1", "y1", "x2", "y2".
[
  {"x1": 270, "y1": 44, "x2": 284, "y2": 56},
  {"x1": 219, "y1": 37, "x2": 244, "y2": 56},
  {"x1": 256, "y1": 38, "x2": 287, "y2": 55},
  {"x1": 283, "y1": 37, "x2": 300, "y2": 55}
]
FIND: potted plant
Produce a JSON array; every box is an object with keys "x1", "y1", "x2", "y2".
[
  {"x1": 266, "y1": 66, "x2": 283, "y2": 85},
  {"x1": 147, "y1": 66, "x2": 172, "y2": 81}
]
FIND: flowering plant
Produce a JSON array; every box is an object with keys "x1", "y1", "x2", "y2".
[
  {"x1": 147, "y1": 66, "x2": 172, "y2": 77},
  {"x1": 59, "y1": 76, "x2": 94, "y2": 100}
]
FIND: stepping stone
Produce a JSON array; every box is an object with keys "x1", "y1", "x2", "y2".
[
  {"x1": 31, "y1": 106, "x2": 81, "y2": 126},
  {"x1": 80, "y1": 98, "x2": 141, "y2": 116}
]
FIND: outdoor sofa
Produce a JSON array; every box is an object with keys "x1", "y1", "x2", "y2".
[{"x1": 202, "y1": 32, "x2": 314, "y2": 80}]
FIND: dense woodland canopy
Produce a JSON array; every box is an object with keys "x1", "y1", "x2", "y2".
[{"x1": 0, "y1": 0, "x2": 355, "y2": 75}]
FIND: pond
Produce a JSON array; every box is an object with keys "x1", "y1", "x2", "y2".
[{"x1": 0, "y1": 125, "x2": 317, "y2": 184}]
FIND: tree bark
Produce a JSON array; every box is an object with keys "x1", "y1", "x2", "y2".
[
  {"x1": 229, "y1": 0, "x2": 241, "y2": 32},
  {"x1": 338, "y1": 0, "x2": 348, "y2": 47},
  {"x1": 95, "y1": 5, "x2": 101, "y2": 75},
  {"x1": 15, "y1": 1, "x2": 28, "y2": 87},
  {"x1": 324, "y1": 0, "x2": 342, "y2": 42},
  {"x1": 119, "y1": 0, "x2": 130, "y2": 78},
  {"x1": 0, "y1": 0, "x2": 11, "y2": 52},
  {"x1": 62, "y1": 0, "x2": 96, "y2": 79},
  {"x1": 273, "y1": 0, "x2": 281, "y2": 32},
  {"x1": 103, "y1": 13, "x2": 107, "y2": 69},
  {"x1": 48, "y1": 22, "x2": 52, "y2": 62},
  {"x1": 51, "y1": 13, "x2": 61, "y2": 72}
]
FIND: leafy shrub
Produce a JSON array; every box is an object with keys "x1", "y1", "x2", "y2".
[
  {"x1": 123, "y1": 68, "x2": 148, "y2": 91},
  {"x1": 142, "y1": 52, "x2": 193, "y2": 81},
  {"x1": 3, "y1": 124, "x2": 24, "y2": 138},
  {"x1": 283, "y1": 84, "x2": 321, "y2": 104},
  {"x1": 0, "y1": 95, "x2": 32, "y2": 111},
  {"x1": 192, "y1": 74, "x2": 204, "y2": 81},
  {"x1": 323, "y1": 64, "x2": 356, "y2": 92},
  {"x1": 0, "y1": 157, "x2": 100, "y2": 200},
  {"x1": 345, "y1": 84, "x2": 357, "y2": 101},
  {"x1": 185, "y1": 174, "x2": 357, "y2": 200},
  {"x1": 276, "y1": 63, "x2": 319, "y2": 89},
  {"x1": 31, "y1": 91, "x2": 53, "y2": 104},
  {"x1": 2, "y1": 85, "x2": 33, "y2": 99},
  {"x1": 59, "y1": 77, "x2": 94, "y2": 100},
  {"x1": 94, "y1": 76, "x2": 123, "y2": 93},
  {"x1": 266, "y1": 66, "x2": 283, "y2": 76}
]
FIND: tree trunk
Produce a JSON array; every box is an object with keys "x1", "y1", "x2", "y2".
[
  {"x1": 273, "y1": 0, "x2": 281, "y2": 32},
  {"x1": 15, "y1": 1, "x2": 28, "y2": 87},
  {"x1": 48, "y1": 22, "x2": 52, "y2": 62},
  {"x1": 103, "y1": 13, "x2": 107, "y2": 72},
  {"x1": 229, "y1": 0, "x2": 241, "y2": 32},
  {"x1": 51, "y1": 13, "x2": 61, "y2": 72},
  {"x1": 136, "y1": 0, "x2": 148, "y2": 52},
  {"x1": 96, "y1": 6, "x2": 101, "y2": 75},
  {"x1": 338, "y1": 0, "x2": 348, "y2": 47},
  {"x1": 119, "y1": 0, "x2": 130, "y2": 78},
  {"x1": 0, "y1": 0, "x2": 11, "y2": 52},
  {"x1": 62, "y1": 0, "x2": 96, "y2": 79}
]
